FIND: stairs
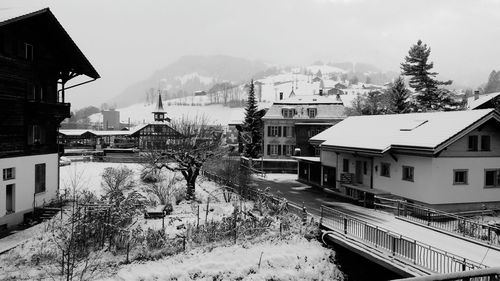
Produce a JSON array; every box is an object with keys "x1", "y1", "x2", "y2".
[{"x1": 34, "y1": 207, "x2": 61, "y2": 222}]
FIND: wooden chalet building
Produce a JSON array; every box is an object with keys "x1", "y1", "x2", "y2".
[{"x1": 0, "y1": 8, "x2": 99, "y2": 227}]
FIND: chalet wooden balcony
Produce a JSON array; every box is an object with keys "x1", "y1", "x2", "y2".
[{"x1": 26, "y1": 101, "x2": 71, "y2": 120}]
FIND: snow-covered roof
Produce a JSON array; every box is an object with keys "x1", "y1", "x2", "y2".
[
  {"x1": 467, "y1": 92, "x2": 500, "y2": 110},
  {"x1": 263, "y1": 95, "x2": 346, "y2": 120},
  {"x1": 89, "y1": 130, "x2": 132, "y2": 137},
  {"x1": 311, "y1": 109, "x2": 499, "y2": 155},
  {"x1": 59, "y1": 129, "x2": 92, "y2": 136}
]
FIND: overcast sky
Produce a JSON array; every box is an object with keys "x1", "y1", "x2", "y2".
[{"x1": 4, "y1": 0, "x2": 500, "y2": 108}]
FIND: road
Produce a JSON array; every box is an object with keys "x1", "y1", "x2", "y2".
[{"x1": 251, "y1": 173, "x2": 500, "y2": 268}]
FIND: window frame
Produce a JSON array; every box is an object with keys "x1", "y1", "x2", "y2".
[
  {"x1": 481, "y1": 135, "x2": 491, "y2": 151},
  {"x1": 468, "y1": 135, "x2": 478, "y2": 151},
  {"x1": 453, "y1": 169, "x2": 468, "y2": 185},
  {"x1": 307, "y1": 108, "x2": 317, "y2": 118},
  {"x1": 402, "y1": 166, "x2": 414, "y2": 182},
  {"x1": 342, "y1": 159, "x2": 349, "y2": 173},
  {"x1": 484, "y1": 169, "x2": 500, "y2": 188},
  {"x1": 282, "y1": 108, "x2": 295, "y2": 118},
  {"x1": 35, "y1": 163, "x2": 46, "y2": 194},
  {"x1": 25, "y1": 43, "x2": 33, "y2": 61},
  {"x1": 380, "y1": 162, "x2": 391, "y2": 178},
  {"x1": 3, "y1": 167, "x2": 15, "y2": 181}
]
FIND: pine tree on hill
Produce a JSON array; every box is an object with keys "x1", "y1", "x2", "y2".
[
  {"x1": 388, "y1": 76, "x2": 411, "y2": 113},
  {"x1": 242, "y1": 80, "x2": 262, "y2": 158},
  {"x1": 401, "y1": 40, "x2": 452, "y2": 110}
]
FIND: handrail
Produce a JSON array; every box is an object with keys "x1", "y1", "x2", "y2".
[
  {"x1": 392, "y1": 266, "x2": 500, "y2": 281},
  {"x1": 320, "y1": 205, "x2": 486, "y2": 274},
  {"x1": 375, "y1": 195, "x2": 500, "y2": 248}
]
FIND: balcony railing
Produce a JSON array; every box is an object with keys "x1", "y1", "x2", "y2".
[{"x1": 26, "y1": 100, "x2": 71, "y2": 119}]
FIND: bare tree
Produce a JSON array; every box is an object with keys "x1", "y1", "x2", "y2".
[
  {"x1": 153, "y1": 115, "x2": 224, "y2": 201},
  {"x1": 143, "y1": 172, "x2": 182, "y2": 205},
  {"x1": 101, "y1": 166, "x2": 135, "y2": 206}
]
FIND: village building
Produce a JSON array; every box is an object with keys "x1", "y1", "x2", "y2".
[
  {"x1": 0, "y1": 8, "x2": 99, "y2": 227},
  {"x1": 298, "y1": 109, "x2": 500, "y2": 212},
  {"x1": 467, "y1": 91, "x2": 500, "y2": 110},
  {"x1": 262, "y1": 94, "x2": 346, "y2": 161}
]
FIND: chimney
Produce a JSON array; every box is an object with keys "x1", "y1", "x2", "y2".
[
  {"x1": 319, "y1": 89, "x2": 323, "y2": 96},
  {"x1": 279, "y1": 92, "x2": 283, "y2": 100},
  {"x1": 336, "y1": 94, "x2": 341, "y2": 101},
  {"x1": 474, "y1": 90, "x2": 480, "y2": 100}
]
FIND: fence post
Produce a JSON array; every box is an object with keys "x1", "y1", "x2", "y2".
[
  {"x1": 61, "y1": 250, "x2": 65, "y2": 275},
  {"x1": 391, "y1": 235, "x2": 397, "y2": 256},
  {"x1": 320, "y1": 206, "x2": 323, "y2": 226},
  {"x1": 427, "y1": 209, "x2": 431, "y2": 226},
  {"x1": 462, "y1": 258, "x2": 466, "y2": 271},
  {"x1": 344, "y1": 218, "x2": 348, "y2": 234},
  {"x1": 197, "y1": 205, "x2": 200, "y2": 230}
]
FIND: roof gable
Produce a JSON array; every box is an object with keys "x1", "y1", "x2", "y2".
[{"x1": 0, "y1": 8, "x2": 99, "y2": 79}]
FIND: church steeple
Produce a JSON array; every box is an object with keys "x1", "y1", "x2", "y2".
[{"x1": 152, "y1": 91, "x2": 170, "y2": 122}]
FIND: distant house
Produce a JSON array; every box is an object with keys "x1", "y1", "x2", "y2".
[
  {"x1": 262, "y1": 95, "x2": 346, "y2": 160},
  {"x1": 467, "y1": 91, "x2": 500, "y2": 110},
  {"x1": 301, "y1": 109, "x2": 500, "y2": 212},
  {"x1": 0, "y1": 8, "x2": 99, "y2": 227}
]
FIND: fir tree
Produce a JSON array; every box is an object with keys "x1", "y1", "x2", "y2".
[
  {"x1": 243, "y1": 80, "x2": 262, "y2": 158},
  {"x1": 484, "y1": 70, "x2": 500, "y2": 94},
  {"x1": 401, "y1": 40, "x2": 452, "y2": 110},
  {"x1": 388, "y1": 76, "x2": 411, "y2": 113}
]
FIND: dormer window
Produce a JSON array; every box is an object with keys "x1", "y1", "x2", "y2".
[
  {"x1": 25, "y1": 43, "x2": 33, "y2": 61},
  {"x1": 307, "y1": 108, "x2": 317, "y2": 118},
  {"x1": 282, "y1": 108, "x2": 295, "y2": 118}
]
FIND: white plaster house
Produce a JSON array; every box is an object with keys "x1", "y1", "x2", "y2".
[{"x1": 304, "y1": 109, "x2": 500, "y2": 211}]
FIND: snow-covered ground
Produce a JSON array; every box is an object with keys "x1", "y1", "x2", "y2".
[
  {"x1": 1, "y1": 162, "x2": 341, "y2": 280},
  {"x1": 105, "y1": 237, "x2": 340, "y2": 281}
]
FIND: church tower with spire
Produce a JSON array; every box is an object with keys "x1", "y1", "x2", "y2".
[{"x1": 152, "y1": 91, "x2": 170, "y2": 123}]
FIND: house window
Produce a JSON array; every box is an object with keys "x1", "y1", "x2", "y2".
[
  {"x1": 468, "y1": 135, "x2": 478, "y2": 151},
  {"x1": 283, "y1": 145, "x2": 294, "y2": 156},
  {"x1": 343, "y1": 159, "x2": 349, "y2": 173},
  {"x1": 25, "y1": 43, "x2": 33, "y2": 61},
  {"x1": 3, "y1": 168, "x2": 15, "y2": 180},
  {"x1": 282, "y1": 109, "x2": 295, "y2": 118},
  {"x1": 268, "y1": 126, "x2": 281, "y2": 137},
  {"x1": 314, "y1": 147, "x2": 320, "y2": 156},
  {"x1": 381, "y1": 163, "x2": 390, "y2": 177},
  {"x1": 402, "y1": 166, "x2": 414, "y2": 182},
  {"x1": 307, "y1": 108, "x2": 317, "y2": 118},
  {"x1": 283, "y1": 126, "x2": 294, "y2": 138},
  {"x1": 485, "y1": 169, "x2": 500, "y2": 188},
  {"x1": 268, "y1": 144, "x2": 281, "y2": 156},
  {"x1": 481, "y1": 136, "x2": 491, "y2": 151},
  {"x1": 453, "y1": 170, "x2": 468, "y2": 185},
  {"x1": 35, "y1": 163, "x2": 46, "y2": 193},
  {"x1": 32, "y1": 125, "x2": 42, "y2": 144}
]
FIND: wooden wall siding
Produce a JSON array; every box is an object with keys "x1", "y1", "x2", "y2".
[
  {"x1": 440, "y1": 120, "x2": 500, "y2": 158},
  {"x1": 0, "y1": 17, "x2": 72, "y2": 158}
]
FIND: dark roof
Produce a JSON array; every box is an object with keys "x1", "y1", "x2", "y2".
[{"x1": 0, "y1": 8, "x2": 100, "y2": 79}]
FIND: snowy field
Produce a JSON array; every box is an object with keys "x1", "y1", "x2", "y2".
[{"x1": 0, "y1": 162, "x2": 343, "y2": 280}]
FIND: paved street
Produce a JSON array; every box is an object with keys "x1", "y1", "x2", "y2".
[{"x1": 251, "y1": 173, "x2": 500, "y2": 268}]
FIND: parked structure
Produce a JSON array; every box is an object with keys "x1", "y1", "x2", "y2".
[
  {"x1": 467, "y1": 91, "x2": 500, "y2": 110},
  {"x1": 0, "y1": 8, "x2": 99, "y2": 227},
  {"x1": 299, "y1": 109, "x2": 500, "y2": 211}
]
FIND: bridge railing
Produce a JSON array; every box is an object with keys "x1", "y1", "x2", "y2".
[
  {"x1": 393, "y1": 267, "x2": 500, "y2": 281},
  {"x1": 320, "y1": 205, "x2": 486, "y2": 275},
  {"x1": 374, "y1": 196, "x2": 500, "y2": 249}
]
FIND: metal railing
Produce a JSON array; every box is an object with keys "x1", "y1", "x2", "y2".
[
  {"x1": 375, "y1": 196, "x2": 500, "y2": 249},
  {"x1": 393, "y1": 267, "x2": 500, "y2": 281},
  {"x1": 320, "y1": 205, "x2": 486, "y2": 275}
]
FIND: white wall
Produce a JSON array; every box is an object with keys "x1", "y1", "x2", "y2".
[
  {"x1": 0, "y1": 154, "x2": 58, "y2": 222},
  {"x1": 320, "y1": 150, "x2": 337, "y2": 167},
  {"x1": 373, "y1": 155, "x2": 435, "y2": 203},
  {"x1": 430, "y1": 157, "x2": 500, "y2": 204}
]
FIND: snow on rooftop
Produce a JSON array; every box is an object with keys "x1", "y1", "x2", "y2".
[
  {"x1": 467, "y1": 92, "x2": 500, "y2": 110},
  {"x1": 312, "y1": 109, "x2": 496, "y2": 152}
]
